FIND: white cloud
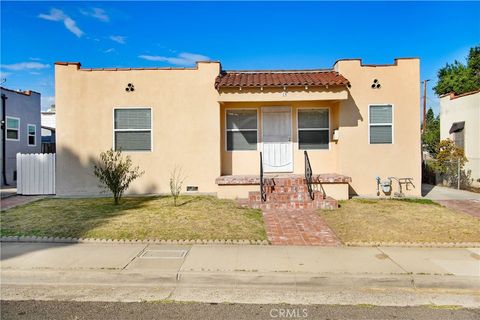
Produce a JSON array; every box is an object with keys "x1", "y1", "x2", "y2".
[
  {"x1": 81, "y1": 8, "x2": 109, "y2": 22},
  {"x1": 104, "y1": 48, "x2": 116, "y2": 54},
  {"x1": 41, "y1": 96, "x2": 55, "y2": 110},
  {"x1": 39, "y1": 8, "x2": 84, "y2": 37},
  {"x1": 0, "y1": 70, "x2": 11, "y2": 78},
  {"x1": 0, "y1": 62, "x2": 50, "y2": 71},
  {"x1": 138, "y1": 52, "x2": 210, "y2": 66},
  {"x1": 110, "y1": 35, "x2": 126, "y2": 44},
  {"x1": 29, "y1": 57, "x2": 42, "y2": 61}
]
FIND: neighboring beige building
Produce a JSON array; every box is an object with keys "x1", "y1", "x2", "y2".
[
  {"x1": 440, "y1": 90, "x2": 480, "y2": 187},
  {"x1": 55, "y1": 58, "x2": 421, "y2": 201}
]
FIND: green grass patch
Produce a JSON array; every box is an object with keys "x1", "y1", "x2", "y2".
[
  {"x1": 321, "y1": 199, "x2": 480, "y2": 243},
  {"x1": 0, "y1": 195, "x2": 266, "y2": 241}
]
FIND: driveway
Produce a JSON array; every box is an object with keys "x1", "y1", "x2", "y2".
[{"x1": 422, "y1": 184, "x2": 480, "y2": 218}]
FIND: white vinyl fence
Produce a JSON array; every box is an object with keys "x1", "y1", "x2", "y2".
[{"x1": 16, "y1": 153, "x2": 55, "y2": 195}]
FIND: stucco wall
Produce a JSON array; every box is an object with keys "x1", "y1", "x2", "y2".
[
  {"x1": 334, "y1": 59, "x2": 421, "y2": 196},
  {"x1": 55, "y1": 62, "x2": 221, "y2": 195},
  {"x1": 440, "y1": 91, "x2": 480, "y2": 184},
  {"x1": 1, "y1": 88, "x2": 42, "y2": 185}
]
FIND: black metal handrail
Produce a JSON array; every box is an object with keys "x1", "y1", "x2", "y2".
[
  {"x1": 304, "y1": 151, "x2": 314, "y2": 200},
  {"x1": 260, "y1": 152, "x2": 266, "y2": 202}
]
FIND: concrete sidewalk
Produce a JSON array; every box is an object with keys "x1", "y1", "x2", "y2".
[
  {"x1": 422, "y1": 184, "x2": 480, "y2": 200},
  {"x1": 1, "y1": 242, "x2": 479, "y2": 306}
]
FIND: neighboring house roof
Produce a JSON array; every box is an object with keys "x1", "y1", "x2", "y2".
[
  {"x1": 215, "y1": 70, "x2": 349, "y2": 89},
  {"x1": 440, "y1": 89, "x2": 480, "y2": 100},
  {"x1": 0, "y1": 86, "x2": 40, "y2": 96}
]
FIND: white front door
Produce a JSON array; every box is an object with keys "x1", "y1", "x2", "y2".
[{"x1": 262, "y1": 107, "x2": 293, "y2": 172}]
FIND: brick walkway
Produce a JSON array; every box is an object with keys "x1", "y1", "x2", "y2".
[
  {"x1": 263, "y1": 209, "x2": 341, "y2": 246},
  {"x1": 436, "y1": 200, "x2": 480, "y2": 218},
  {"x1": 1, "y1": 196, "x2": 44, "y2": 211}
]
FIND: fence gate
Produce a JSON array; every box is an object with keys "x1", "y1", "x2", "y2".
[{"x1": 16, "y1": 153, "x2": 56, "y2": 195}]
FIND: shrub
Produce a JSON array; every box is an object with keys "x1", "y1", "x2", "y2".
[{"x1": 93, "y1": 149, "x2": 144, "y2": 205}]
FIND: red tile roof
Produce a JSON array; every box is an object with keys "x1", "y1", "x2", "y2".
[{"x1": 215, "y1": 70, "x2": 349, "y2": 89}]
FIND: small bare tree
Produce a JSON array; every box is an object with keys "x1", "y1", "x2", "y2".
[
  {"x1": 93, "y1": 149, "x2": 144, "y2": 205},
  {"x1": 169, "y1": 166, "x2": 186, "y2": 206}
]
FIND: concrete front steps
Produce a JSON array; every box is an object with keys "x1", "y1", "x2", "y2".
[{"x1": 246, "y1": 176, "x2": 338, "y2": 210}]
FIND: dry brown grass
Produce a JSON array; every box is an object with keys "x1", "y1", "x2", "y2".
[
  {"x1": 0, "y1": 196, "x2": 266, "y2": 241},
  {"x1": 321, "y1": 199, "x2": 480, "y2": 243}
]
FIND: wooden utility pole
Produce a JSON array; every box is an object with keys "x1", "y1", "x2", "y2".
[{"x1": 422, "y1": 79, "x2": 430, "y2": 133}]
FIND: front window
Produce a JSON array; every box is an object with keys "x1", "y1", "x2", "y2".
[
  {"x1": 27, "y1": 124, "x2": 36, "y2": 146},
  {"x1": 226, "y1": 109, "x2": 258, "y2": 151},
  {"x1": 298, "y1": 109, "x2": 329, "y2": 150},
  {"x1": 114, "y1": 108, "x2": 152, "y2": 151},
  {"x1": 6, "y1": 117, "x2": 19, "y2": 141},
  {"x1": 453, "y1": 130, "x2": 465, "y2": 150},
  {"x1": 369, "y1": 105, "x2": 393, "y2": 144}
]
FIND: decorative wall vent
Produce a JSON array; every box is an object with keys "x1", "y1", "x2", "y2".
[
  {"x1": 371, "y1": 79, "x2": 381, "y2": 89},
  {"x1": 125, "y1": 83, "x2": 135, "y2": 92}
]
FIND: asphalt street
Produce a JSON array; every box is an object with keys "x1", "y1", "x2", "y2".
[{"x1": 1, "y1": 301, "x2": 479, "y2": 320}]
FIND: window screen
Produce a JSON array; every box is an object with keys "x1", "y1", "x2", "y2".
[
  {"x1": 6, "y1": 117, "x2": 19, "y2": 140},
  {"x1": 298, "y1": 109, "x2": 329, "y2": 150},
  {"x1": 114, "y1": 108, "x2": 151, "y2": 151},
  {"x1": 27, "y1": 124, "x2": 36, "y2": 146},
  {"x1": 226, "y1": 110, "x2": 257, "y2": 151},
  {"x1": 369, "y1": 105, "x2": 393, "y2": 144}
]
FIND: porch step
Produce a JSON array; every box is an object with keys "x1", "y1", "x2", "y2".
[
  {"x1": 262, "y1": 185, "x2": 311, "y2": 193},
  {"x1": 249, "y1": 196, "x2": 338, "y2": 210},
  {"x1": 248, "y1": 191, "x2": 324, "y2": 202},
  {"x1": 263, "y1": 177, "x2": 308, "y2": 187}
]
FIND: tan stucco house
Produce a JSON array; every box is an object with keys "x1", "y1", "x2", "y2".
[{"x1": 55, "y1": 58, "x2": 421, "y2": 205}]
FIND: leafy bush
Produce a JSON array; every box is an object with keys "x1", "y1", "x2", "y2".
[
  {"x1": 432, "y1": 139, "x2": 468, "y2": 187},
  {"x1": 93, "y1": 149, "x2": 144, "y2": 204}
]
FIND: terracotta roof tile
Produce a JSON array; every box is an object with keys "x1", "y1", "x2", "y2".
[{"x1": 215, "y1": 70, "x2": 349, "y2": 89}]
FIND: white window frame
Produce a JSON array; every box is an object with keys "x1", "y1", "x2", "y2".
[
  {"x1": 112, "y1": 107, "x2": 153, "y2": 152},
  {"x1": 368, "y1": 104, "x2": 394, "y2": 145},
  {"x1": 225, "y1": 108, "x2": 259, "y2": 152},
  {"x1": 6, "y1": 116, "x2": 20, "y2": 141},
  {"x1": 27, "y1": 124, "x2": 36, "y2": 146},
  {"x1": 296, "y1": 107, "x2": 331, "y2": 150}
]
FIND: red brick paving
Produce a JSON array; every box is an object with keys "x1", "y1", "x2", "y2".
[
  {"x1": 263, "y1": 209, "x2": 341, "y2": 246},
  {"x1": 436, "y1": 200, "x2": 480, "y2": 218},
  {"x1": 1, "y1": 195, "x2": 44, "y2": 211}
]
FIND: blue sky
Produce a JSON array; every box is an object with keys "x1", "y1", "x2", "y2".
[{"x1": 1, "y1": 1, "x2": 479, "y2": 111}]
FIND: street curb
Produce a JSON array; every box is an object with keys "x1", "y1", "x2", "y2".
[
  {"x1": 0, "y1": 236, "x2": 270, "y2": 245},
  {"x1": 2, "y1": 237, "x2": 479, "y2": 248},
  {"x1": 345, "y1": 241, "x2": 480, "y2": 248}
]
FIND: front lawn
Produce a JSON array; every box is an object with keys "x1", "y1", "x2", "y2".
[
  {"x1": 321, "y1": 199, "x2": 480, "y2": 243},
  {"x1": 0, "y1": 196, "x2": 266, "y2": 241}
]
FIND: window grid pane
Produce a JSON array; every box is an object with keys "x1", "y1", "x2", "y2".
[
  {"x1": 370, "y1": 125, "x2": 392, "y2": 144},
  {"x1": 227, "y1": 130, "x2": 257, "y2": 151},
  {"x1": 115, "y1": 109, "x2": 151, "y2": 130},
  {"x1": 227, "y1": 110, "x2": 257, "y2": 130},
  {"x1": 7, "y1": 130, "x2": 18, "y2": 140},
  {"x1": 28, "y1": 125, "x2": 35, "y2": 135},
  {"x1": 7, "y1": 118, "x2": 19, "y2": 129},
  {"x1": 298, "y1": 109, "x2": 329, "y2": 129},
  {"x1": 370, "y1": 105, "x2": 392, "y2": 124},
  {"x1": 299, "y1": 130, "x2": 329, "y2": 150},
  {"x1": 115, "y1": 131, "x2": 151, "y2": 151}
]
